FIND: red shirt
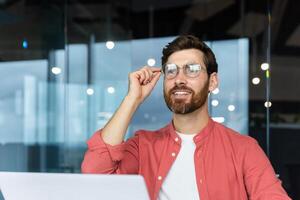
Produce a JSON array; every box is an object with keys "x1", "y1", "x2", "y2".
[{"x1": 81, "y1": 119, "x2": 290, "y2": 200}]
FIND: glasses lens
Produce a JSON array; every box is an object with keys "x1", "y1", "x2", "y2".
[
  {"x1": 164, "y1": 63, "x2": 178, "y2": 78},
  {"x1": 185, "y1": 64, "x2": 201, "y2": 77}
]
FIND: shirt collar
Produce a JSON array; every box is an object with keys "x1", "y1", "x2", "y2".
[{"x1": 168, "y1": 118, "x2": 215, "y2": 144}]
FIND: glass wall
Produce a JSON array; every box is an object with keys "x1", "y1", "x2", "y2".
[
  {"x1": 0, "y1": 0, "x2": 299, "y2": 199},
  {"x1": 0, "y1": 36, "x2": 249, "y2": 171}
]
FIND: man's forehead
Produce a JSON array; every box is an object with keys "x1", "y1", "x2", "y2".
[{"x1": 167, "y1": 49, "x2": 205, "y2": 64}]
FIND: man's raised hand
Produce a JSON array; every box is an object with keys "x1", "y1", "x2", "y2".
[{"x1": 127, "y1": 66, "x2": 162, "y2": 104}]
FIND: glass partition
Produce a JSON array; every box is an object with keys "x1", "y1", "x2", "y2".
[
  {"x1": 0, "y1": 0, "x2": 299, "y2": 198},
  {"x1": 0, "y1": 37, "x2": 249, "y2": 173}
]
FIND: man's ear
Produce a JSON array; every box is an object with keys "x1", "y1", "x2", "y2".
[{"x1": 208, "y1": 72, "x2": 219, "y2": 92}]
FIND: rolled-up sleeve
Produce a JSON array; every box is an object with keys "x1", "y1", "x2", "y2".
[
  {"x1": 243, "y1": 139, "x2": 291, "y2": 200},
  {"x1": 81, "y1": 130, "x2": 139, "y2": 174}
]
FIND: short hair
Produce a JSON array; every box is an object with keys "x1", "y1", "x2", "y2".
[{"x1": 161, "y1": 35, "x2": 218, "y2": 75}]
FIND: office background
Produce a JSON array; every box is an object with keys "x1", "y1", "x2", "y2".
[{"x1": 0, "y1": 0, "x2": 299, "y2": 199}]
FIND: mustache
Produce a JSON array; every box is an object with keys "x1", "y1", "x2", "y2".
[{"x1": 169, "y1": 85, "x2": 194, "y2": 94}]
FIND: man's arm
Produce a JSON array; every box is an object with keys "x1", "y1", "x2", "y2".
[
  {"x1": 102, "y1": 66, "x2": 161, "y2": 146},
  {"x1": 81, "y1": 130, "x2": 140, "y2": 174},
  {"x1": 81, "y1": 66, "x2": 161, "y2": 174},
  {"x1": 243, "y1": 139, "x2": 291, "y2": 200}
]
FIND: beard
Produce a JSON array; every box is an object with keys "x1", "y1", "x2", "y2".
[{"x1": 163, "y1": 80, "x2": 209, "y2": 114}]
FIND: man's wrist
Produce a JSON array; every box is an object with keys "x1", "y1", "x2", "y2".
[{"x1": 124, "y1": 95, "x2": 142, "y2": 109}]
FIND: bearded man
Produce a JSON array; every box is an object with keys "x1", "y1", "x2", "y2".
[{"x1": 81, "y1": 35, "x2": 290, "y2": 200}]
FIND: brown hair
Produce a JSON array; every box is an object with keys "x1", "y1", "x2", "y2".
[{"x1": 161, "y1": 35, "x2": 218, "y2": 75}]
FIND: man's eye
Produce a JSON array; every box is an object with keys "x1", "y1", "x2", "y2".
[
  {"x1": 166, "y1": 70, "x2": 176, "y2": 76},
  {"x1": 187, "y1": 64, "x2": 200, "y2": 72},
  {"x1": 165, "y1": 64, "x2": 177, "y2": 74}
]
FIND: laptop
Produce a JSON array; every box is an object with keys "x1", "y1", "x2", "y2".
[{"x1": 0, "y1": 172, "x2": 150, "y2": 200}]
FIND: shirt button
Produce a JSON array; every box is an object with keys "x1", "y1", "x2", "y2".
[
  {"x1": 158, "y1": 176, "x2": 162, "y2": 180},
  {"x1": 171, "y1": 152, "x2": 176, "y2": 157},
  {"x1": 200, "y1": 179, "x2": 203, "y2": 184},
  {"x1": 175, "y1": 137, "x2": 179, "y2": 142}
]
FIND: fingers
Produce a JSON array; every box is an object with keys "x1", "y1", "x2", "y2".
[
  {"x1": 135, "y1": 71, "x2": 145, "y2": 84},
  {"x1": 142, "y1": 68, "x2": 150, "y2": 85},
  {"x1": 146, "y1": 66, "x2": 161, "y2": 72},
  {"x1": 147, "y1": 70, "x2": 161, "y2": 87},
  {"x1": 135, "y1": 66, "x2": 161, "y2": 85}
]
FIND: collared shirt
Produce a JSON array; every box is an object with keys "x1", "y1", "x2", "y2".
[{"x1": 82, "y1": 119, "x2": 291, "y2": 200}]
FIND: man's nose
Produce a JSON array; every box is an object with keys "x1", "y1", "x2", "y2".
[{"x1": 175, "y1": 69, "x2": 187, "y2": 86}]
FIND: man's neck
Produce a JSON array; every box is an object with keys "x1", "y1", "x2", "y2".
[{"x1": 172, "y1": 105, "x2": 210, "y2": 135}]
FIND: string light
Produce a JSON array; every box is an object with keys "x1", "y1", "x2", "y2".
[
  {"x1": 87, "y1": 88, "x2": 94, "y2": 95},
  {"x1": 107, "y1": 86, "x2": 115, "y2": 94},
  {"x1": 211, "y1": 99, "x2": 219, "y2": 107},
  {"x1": 261, "y1": 63, "x2": 269, "y2": 71},
  {"x1": 264, "y1": 101, "x2": 272, "y2": 108},
  {"x1": 252, "y1": 77, "x2": 260, "y2": 85},
  {"x1": 147, "y1": 58, "x2": 156, "y2": 66},
  {"x1": 51, "y1": 67, "x2": 62, "y2": 75},
  {"x1": 22, "y1": 39, "x2": 28, "y2": 49},
  {"x1": 228, "y1": 105, "x2": 235, "y2": 111},
  {"x1": 106, "y1": 41, "x2": 115, "y2": 49}
]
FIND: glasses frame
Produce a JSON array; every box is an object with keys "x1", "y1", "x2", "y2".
[{"x1": 162, "y1": 63, "x2": 206, "y2": 79}]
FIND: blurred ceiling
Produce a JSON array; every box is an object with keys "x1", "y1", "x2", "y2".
[{"x1": 0, "y1": 0, "x2": 299, "y2": 61}]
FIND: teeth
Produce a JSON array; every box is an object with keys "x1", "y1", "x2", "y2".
[{"x1": 174, "y1": 91, "x2": 189, "y2": 95}]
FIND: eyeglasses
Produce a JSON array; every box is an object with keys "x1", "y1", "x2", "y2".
[{"x1": 162, "y1": 63, "x2": 206, "y2": 79}]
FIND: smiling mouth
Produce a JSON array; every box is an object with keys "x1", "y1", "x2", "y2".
[{"x1": 172, "y1": 90, "x2": 192, "y2": 97}]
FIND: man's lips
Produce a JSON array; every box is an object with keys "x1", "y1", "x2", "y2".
[
  {"x1": 169, "y1": 88, "x2": 193, "y2": 99},
  {"x1": 172, "y1": 90, "x2": 192, "y2": 95}
]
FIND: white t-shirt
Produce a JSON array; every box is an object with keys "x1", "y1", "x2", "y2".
[{"x1": 158, "y1": 132, "x2": 200, "y2": 200}]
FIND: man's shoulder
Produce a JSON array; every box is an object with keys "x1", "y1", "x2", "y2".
[
  {"x1": 212, "y1": 122, "x2": 262, "y2": 159},
  {"x1": 213, "y1": 121, "x2": 257, "y2": 146},
  {"x1": 133, "y1": 123, "x2": 170, "y2": 141}
]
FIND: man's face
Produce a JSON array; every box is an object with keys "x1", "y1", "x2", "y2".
[{"x1": 163, "y1": 49, "x2": 210, "y2": 114}]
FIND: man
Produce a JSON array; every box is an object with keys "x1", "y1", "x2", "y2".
[{"x1": 81, "y1": 35, "x2": 290, "y2": 200}]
